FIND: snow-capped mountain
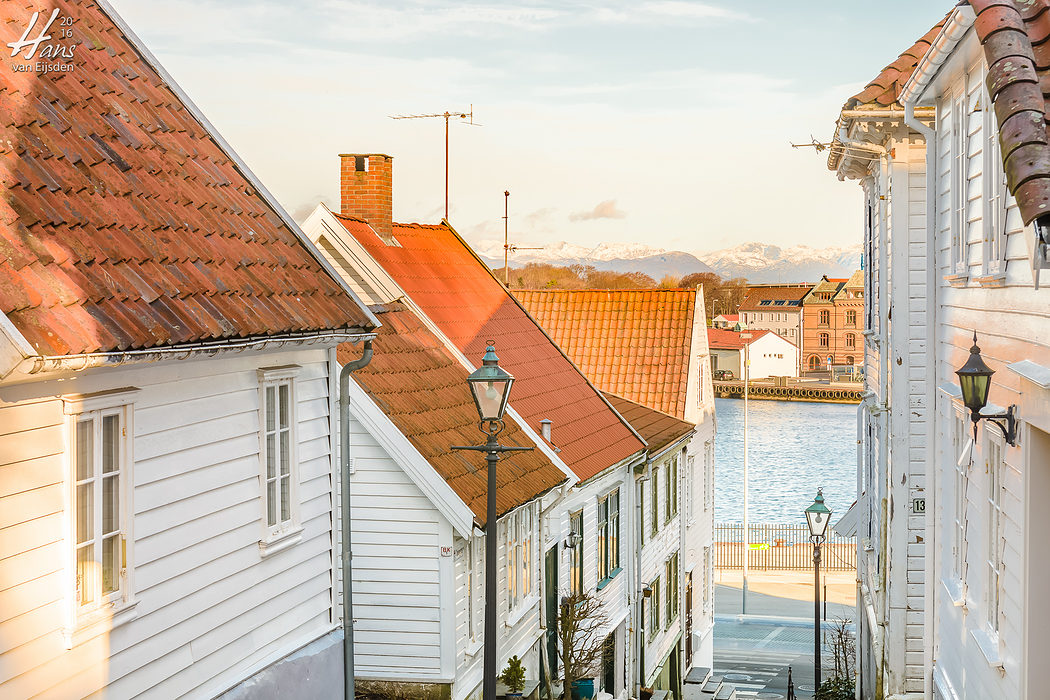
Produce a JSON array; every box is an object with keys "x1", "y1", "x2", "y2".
[
  {"x1": 474, "y1": 240, "x2": 713, "y2": 280},
  {"x1": 698, "y1": 242, "x2": 862, "y2": 283},
  {"x1": 471, "y1": 239, "x2": 862, "y2": 284}
]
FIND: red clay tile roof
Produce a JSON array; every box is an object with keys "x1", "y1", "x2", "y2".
[
  {"x1": 340, "y1": 303, "x2": 565, "y2": 525},
  {"x1": 969, "y1": 0, "x2": 1050, "y2": 225},
  {"x1": 332, "y1": 213, "x2": 646, "y2": 482},
  {"x1": 0, "y1": 0, "x2": 373, "y2": 357},
  {"x1": 737, "y1": 286, "x2": 811, "y2": 312},
  {"x1": 514, "y1": 288, "x2": 697, "y2": 419},
  {"x1": 602, "y1": 392, "x2": 694, "y2": 456},
  {"x1": 715, "y1": 314, "x2": 739, "y2": 322},
  {"x1": 706, "y1": 328, "x2": 774, "y2": 351},
  {"x1": 847, "y1": 19, "x2": 947, "y2": 110}
]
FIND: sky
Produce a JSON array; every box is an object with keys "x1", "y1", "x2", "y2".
[{"x1": 107, "y1": 0, "x2": 948, "y2": 256}]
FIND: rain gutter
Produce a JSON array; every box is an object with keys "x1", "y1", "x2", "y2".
[{"x1": 339, "y1": 339, "x2": 374, "y2": 700}]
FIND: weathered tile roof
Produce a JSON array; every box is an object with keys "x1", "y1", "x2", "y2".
[
  {"x1": 0, "y1": 0, "x2": 374, "y2": 357},
  {"x1": 602, "y1": 392, "x2": 694, "y2": 456},
  {"x1": 969, "y1": 0, "x2": 1050, "y2": 225},
  {"x1": 804, "y1": 276, "x2": 846, "y2": 303},
  {"x1": 340, "y1": 303, "x2": 565, "y2": 525},
  {"x1": 514, "y1": 288, "x2": 697, "y2": 419},
  {"x1": 332, "y1": 213, "x2": 646, "y2": 482},
  {"x1": 847, "y1": 20, "x2": 947, "y2": 110},
  {"x1": 706, "y1": 328, "x2": 775, "y2": 351},
  {"x1": 737, "y1": 286, "x2": 811, "y2": 312}
]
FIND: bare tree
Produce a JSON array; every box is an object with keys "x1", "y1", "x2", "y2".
[{"x1": 557, "y1": 592, "x2": 609, "y2": 693}]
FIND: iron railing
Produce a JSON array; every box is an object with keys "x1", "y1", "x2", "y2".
[{"x1": 714, "y1": 522, "x2": 856, "y2": 571}]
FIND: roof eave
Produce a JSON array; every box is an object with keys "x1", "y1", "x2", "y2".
[{"x1": 901, "y1": 5, "x2": 977, "y2": 107}]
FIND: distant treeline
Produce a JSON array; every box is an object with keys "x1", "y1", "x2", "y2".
[{"x1": 495, "y1": 262, "x2": 748, "y2": 319}]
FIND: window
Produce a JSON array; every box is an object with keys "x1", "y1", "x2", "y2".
[
  {"x1": 846, "y1": 309, "x2": 857, "y2": 326},
  {"x1": 845, "y1": 355, "x2": 855, "y2": 366},
  {"x1": 665, "y1": 552, "x2": 679, "y2": 628},
  {"x1": 845, "y1": 333, "x2": 856, "y2": 349},
  {"x1": 650, "y1": 470, "x2": 659, "y2": 537},
  {"x1": 685, "y1": 454, "x2": 695, "y2": 525},
  {"x1": 569, "y1": 510, "x2": 583, "y2": 596},
  {"x1": 819, "y1": 333, "x2": 829, "y2": 348},
  {"x1": 506, "y1": 504, "x2": 534, "y2": 611},
  {"x1": 648, "y1": 576, "x2": 661, "y2": 639},
  {"x1": 950, "y1": 93, "x2": 968, "y2": 276},
  {"x1": 702, "y1": 546, "x2": 711, "y2": 613},
  {"x1": 809, "y1": 355, "x2": 821, "y2": 370},
  {"x1": 982, "y1": 84, "x2": 1007, "y2": 277},
  {"x1": 259, "y1": 367, "x2": 301, "y2": 551},
  {"x1": 74, "y1": 410, "x2": 127, "y2": 613},
  {"x1": 819, "y1": 309, "x2": 830, "y2": 325},
  {"x1": 986, "y1": 437, "x2": 1003, "y2": 633},
  {"x1": 467, "y1": 537, "x2": 483, "y2": 643},
  {"x1": 703, "y1": 442, "x2": 712, "y2": 511},
  {"x1": 664, "y1": 455, "x2": 678, "y2": 523},
  {"x1": 597, "y1": 489, "x2": 620, "y2": 584}
]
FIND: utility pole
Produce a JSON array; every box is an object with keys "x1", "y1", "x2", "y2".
[
  {"x1": 390, "y1": 106, "x2": 479, "y2": 221},
  {"x1": 740, "y1": 332, "x2": 752, "y2": 615},
  {"x1": 504, "y1": 190, "x2": 510, "y2": 285}
]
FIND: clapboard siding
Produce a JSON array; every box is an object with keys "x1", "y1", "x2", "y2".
[
  {"x1": 0, "y1": 347, "x2": 340, "y2": 699},
  {"x1": 347, "y1": 413, "x2": 443, "y2": 677}
]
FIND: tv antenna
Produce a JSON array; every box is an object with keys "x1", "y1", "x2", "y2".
[
  {"x1": 502, "y1": 190, "x2": 542, "y2": 285},
  {"x1": 390, "y1": 106, "x2": 481, "y2": 220}
]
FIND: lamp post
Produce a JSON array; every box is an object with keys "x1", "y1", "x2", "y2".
[
  {"x1": 740, "y1": 332, "x2": 751, "y2": 614},
  {"x1": 804, "y1": 489, "x2": 832, "y2": 692},
  {"x1": 955, "y1": 331, "x2": 1017, "y2": 446},
  {"x1": 452, "y1": 343, "x2": 533, "y2": 700}
]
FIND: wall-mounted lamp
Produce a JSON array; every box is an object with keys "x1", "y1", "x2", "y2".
[
  {"x1": 642, "y1": 583, "x2": 653, "y2": 599},
  {"x1": 955, "y1": 331, "x2": 1017, "y2": 446},
  {"x1": 563, "y1": 531, "x2": 580, "y2": 550}
]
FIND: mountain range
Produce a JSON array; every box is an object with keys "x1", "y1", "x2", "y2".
[{"x1": 474, "y1": 240, "x2": 862, "y2": 284}]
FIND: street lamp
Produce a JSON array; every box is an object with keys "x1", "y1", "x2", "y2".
[
  {"x1": 452, "y1": 343, "x2": 533, "y2": 700},
  {"x1": 740, "y1": 331, "x2": 752, "y2": 614},
  {"x1": 955, "y1": 331, "x2": 1017, "y2": 446},
  {"x1": 804, "y1": 489, "x2": 832, "y2": 692}
]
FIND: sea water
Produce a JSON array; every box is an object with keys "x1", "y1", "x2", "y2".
[{"x1": 713, "y1": 397, "x2": 857, "y2": 523}]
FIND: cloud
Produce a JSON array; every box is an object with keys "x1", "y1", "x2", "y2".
[{"x1": 569, "y1": 200, "x2": 626, "y2": 222}]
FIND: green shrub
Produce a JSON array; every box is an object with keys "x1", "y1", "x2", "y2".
[{"x1": 815, "y1": 676, "x2": 854, "y2": 700}]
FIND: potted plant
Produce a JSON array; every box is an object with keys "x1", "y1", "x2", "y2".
[
  {"x1": 499, "y1": 655, "x2": 527, "y2": 699},
  {"x1": 557, "y1": 592, "x2": 608, "y2": 700}
]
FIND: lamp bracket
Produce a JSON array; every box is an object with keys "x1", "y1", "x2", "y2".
[{"x1": 972, "y1": 405, "x2": 1018, "y2": 447}]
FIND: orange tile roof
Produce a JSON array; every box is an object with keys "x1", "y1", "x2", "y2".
[
  {"x1": 0, "y1": 0, "x2": 374, "y2": 357},
  {"x1": 602, "y1": 392, "x2": 694, "y2": 456},
  {"x1": 847, "y1": 19, "x2": 947, "y2": 110},
  {"x1": 969, "y1": 0, "x2": 1050, "y2": 225},
  {"x1": 737, "y1": 286, "x2": 811, "y2": 312},
  {"x1": 332, "y1": 213, "x2": 646, "y2": 482},
  {"x1": 514, "y1": 288, "x2": 697, "y2": 419},
  {"x1": 706, "y1": 328, "x2": 775, "y2": 351},
  {"x1": 340, "y1": 303, "x2": 565, "y2": 525}
]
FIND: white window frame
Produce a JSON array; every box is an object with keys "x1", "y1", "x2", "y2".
[
  {"x1": 985, "y1": 432, "x2": 1004, "y2": 635},
  {"x1": 665, "y1": 551, "x2": 679, "y2": 629},
  {"x1": 685, "y1": 454, "x2": 696, "y2": 526},
  {"x1": 704, "y1": 441, "x2": 712, "y2": 512},
  {"x1": 950, "y1": 91, "x2": 969, "y2": 278},
  {"x1": 569, "y1": 510, "x2": 584, "y2": 596},
  {"x1": 650, "y1": 469, "x2": 659, "y2": 538},
  {"x1": 62, "y1": 388, "x2": 140, "y2": 646},
  {"x1": 258, "y1": 366, "x2": 303, "y2": 555},
  {"x1": 467, "y1": 536, "x2": 483, "y2": 648},
  {"x1": 664, "y1": 453, "x2": 678, "y2": 524},
  {"x1": 981, "y1": 82, "x2": 1008, "y2": 279},
  {"x1": 505, "y1": 503, "x2": 536, "y2": 624},
  {"x1": 597, "y1": 488, "x2": 620, "y2": 585},
  {"x1": 952, "y1": 408, "x2": 971, "y2": 582},
  {"x1": 648, "y1": 575, "x2": 661, "y2": 641},
  {"x1": 702, "y1": 546, "x2": 711, "y2": 614}
]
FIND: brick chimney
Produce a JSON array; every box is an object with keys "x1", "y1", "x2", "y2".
[{"x1": 339, "y1": 153, "x2": 393, "y2": 240}]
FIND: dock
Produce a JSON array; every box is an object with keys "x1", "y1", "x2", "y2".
[{"x1": 713, "y1": 380, "x2": 862, "y2": 404}]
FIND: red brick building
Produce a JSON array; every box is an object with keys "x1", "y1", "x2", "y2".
[{"x1": 800, "y1": 271, "x2": 864, "y2": 373}]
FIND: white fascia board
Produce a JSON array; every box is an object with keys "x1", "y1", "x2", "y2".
[
  {"x1": 303, "y1": 205, "x2": 407, "y2": 305},
  {"x1": 346, "y1": 378, "x2": 475, "y2": 538},
  {"x1": 901, "y1": 5, "x2": 976, "y2": 106},
  {"x1": 832, "y1": 497, "x2": 863, "y2": 538},
  {"x1": 93, "y1": 0, "x2": 379, "y2": 331},
  {"x1": 0, "y1": 313, "x2": 37, "y2": 380}
]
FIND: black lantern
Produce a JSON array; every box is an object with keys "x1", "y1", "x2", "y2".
[
  {"x1": 804, "y1": 488, "x2": 832, "y2": 539},
  {"x1": 954, "y1": 331, "x2": 1017, "y2": 446},
  {"x1": 466, "y1": 343, "x2": 514, "y2": 424}
]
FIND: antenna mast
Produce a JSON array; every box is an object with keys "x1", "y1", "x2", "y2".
[{"x1": 390, "y1": 106, "x2": 479, "y2": 220}]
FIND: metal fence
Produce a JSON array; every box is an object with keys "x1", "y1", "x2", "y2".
[{"x1": 714, "y1": 522, "x2": 856, "y2": 571}]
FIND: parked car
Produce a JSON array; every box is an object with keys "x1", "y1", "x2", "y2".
[{"x1": 714, "y1": 369, "x2": 735, "y2": 381}]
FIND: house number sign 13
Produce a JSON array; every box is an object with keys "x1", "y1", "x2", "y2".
[{"x1": 912, "y1": 498, "x2": 926, "y2": 514}]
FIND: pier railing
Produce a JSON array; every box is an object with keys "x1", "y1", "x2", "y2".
[{"x1": 714, "y1": 522, "x2": 856, "y2": 571}]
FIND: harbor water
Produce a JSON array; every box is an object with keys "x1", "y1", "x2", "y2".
[{"x1": 713, "y1": 397, "x2": 857, "y2": 524}]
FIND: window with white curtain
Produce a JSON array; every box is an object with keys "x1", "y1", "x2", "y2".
[
  {"x1": 986, "y1": 436, "x2": 1003, "y2": 633},
  {"x1": 258, "y1": 366, "x2": 302, "y2": 551}
]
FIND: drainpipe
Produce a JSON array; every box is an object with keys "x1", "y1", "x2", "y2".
[
  {"x1": 904, "y1": 99, "x2": 938, "y2": 700},
  {"x1": 340, "y1": 340, "x2": 374, "y2": 700},
  {"x1": 636, "y1": 461, "x2": 652, "y2": 696}
]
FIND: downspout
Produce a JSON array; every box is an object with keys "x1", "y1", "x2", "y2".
[
  {"x1": 856, "y1": 390, "x2": 875, "y2": 697},
  {"x1": 875, "y1": 149, "x2": 892, "y2": 695},
  {"x1": 636, "y1": 461, "x2": 652, "y2": 697},
  {"x1": 904, "y1": 99, "x2": 938, "y2": 700},
  {"x1": 340, "y1": 339, "x2": 374, "y2": 700}
]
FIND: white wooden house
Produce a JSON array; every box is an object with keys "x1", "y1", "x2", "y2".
[
  {"x1": 302, "y1": 157, "x2": 714, "y2": 698},
  {"x1": 337, "y1": 302, "x2": 570, "y2": 698},
  {"x1": 707, "y1": 330, "x2": 799, "y2": 380},
  {"x1": 830, "y1": 2, "x2": 1050, "y2": 698},
  {"x1": 826, "y1": 20, "x2": 942, "y2": 698},
  {"x1": 0, "y1": 1, "x2": 378, "y2": 698}
]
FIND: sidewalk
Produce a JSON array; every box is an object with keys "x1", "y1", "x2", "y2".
[{"x1": 715, "y1": 568, "x2": 856, "y2": 620}]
